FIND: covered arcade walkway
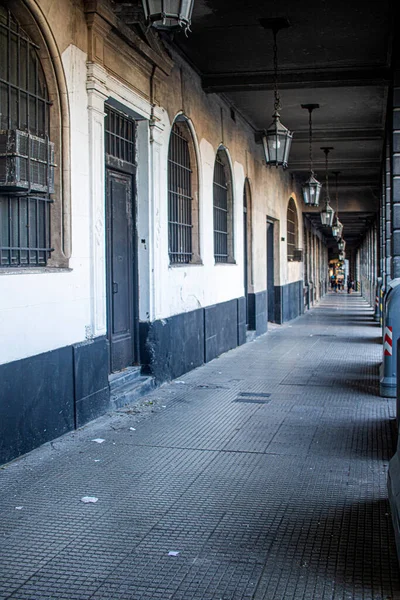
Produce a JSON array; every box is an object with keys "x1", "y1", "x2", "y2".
[{"x1": 0, "y1": 293, "x2": 399, "y2": 600}]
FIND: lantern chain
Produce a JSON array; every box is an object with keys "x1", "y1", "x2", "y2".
[
  {"x1": 273, "y1": 30, "x2": 282, "y2": 112},
  {"x1": 324, "y1": 149, "x2": 330, "y2": 201},
  {"x1": 309, "y1": 109, "x2": 313, "y2": 174}
]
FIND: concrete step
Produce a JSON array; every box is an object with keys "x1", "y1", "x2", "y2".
[
  {"x1": 109, "y1": 367, "x2": 155, "y2": 410},
  {"x1": 109, "y1": 366, "x2": 142, "y2": 392}
]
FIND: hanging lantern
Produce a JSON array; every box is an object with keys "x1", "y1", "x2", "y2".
[
  {"x1": 320, "y1": 200, "x2": 335, "y2": 227},
  {"x1": 332, "y1": 171, "x2": 343, "y2": 240},
  {"x1": 301, "y1": 104, "x2": 322, "y2": 207},
  {"x1": 320, "y1": 147, "x2": 335, "y2": 228},
  {"x1": 262, "y1": 114, "x2": 293, "y2": 168},
  {"x1": 332, "y1": 222, "x2": 340, "y2": 238},
  {"x1": 141, "y1": 0, "x2": 194, "y2": 33},
  {"x1": 261, "y1": 19, "x2": 293, "y2": 168},
  {"x1": 339, "y1": 252, "x2": 345, "y2": 261},
  {"x1": 338, "y1": 239, "x2": 346, "y2": 252}
]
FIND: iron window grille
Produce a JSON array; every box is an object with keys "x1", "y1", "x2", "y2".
[
  {"x1": 213, "y1": 153, "x2": 229, "y2": 263},
  {"x1": 168, "y1": 123, "x2": 192, "y2": 264},
  {"x1": 105, "y1": 105, "x2": 136, "y2": 165},
  {"x1": 287, "y1": 198, "x2": 298, "y2": 261},
  {"x1": 0, "y1": 7, "x2": 53, "y2": 267},
  {"x1": 0, "y1": 194, "x2": 52, "y2": 266}
]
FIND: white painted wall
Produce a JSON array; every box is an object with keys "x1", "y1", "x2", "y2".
[
  {"x1": 0, "y1": 45, "x2": 92, "y2": 365},
  {"x1": 0, "y1": 33, "x2": 317, "y2": 368}
]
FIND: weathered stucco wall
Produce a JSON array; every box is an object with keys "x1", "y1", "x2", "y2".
[{"x1": 0, "y1": 0, "x2": 320, "y2": 367}]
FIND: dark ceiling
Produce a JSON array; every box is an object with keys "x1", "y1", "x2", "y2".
[
  {"x1": 115, "y1": 0, "x2": 393, "y2": 253},
  {"x1": 173, "y1": 0, "x2": 392, "y2": 253}
]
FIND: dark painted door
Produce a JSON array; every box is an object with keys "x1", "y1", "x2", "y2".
[
  {"x1": 243, "y1": 203, "x2": 249, "y2": 326},
  {"x1": 267, "y1": 220, "x2": 275, "y2": 322},
  {"x1": 106, "y1": 169, "x2": 136, "y2": 373}
]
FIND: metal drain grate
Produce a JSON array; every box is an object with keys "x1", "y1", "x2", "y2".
[{"x1": 234, "y1": 392, "x2": 272, "y2": 404}]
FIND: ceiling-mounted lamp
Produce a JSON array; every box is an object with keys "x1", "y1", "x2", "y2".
[
  {"x1": 338, "y1": 238, "x2": 346, "y2": 252},
  {"x1": 339, "y1": 252, "x2": 345, "y2": 262},
  {"x1": 301, "y1": 104, "x2": 322, "y2": 207},
  {"x1": 141, "y1": 0, "x2": 194, "y2": 34},
  {"x1": 260, "y1": 18, "x2": 293, "y2": 169},
  {"x1": 331, "y1": 171, "x2": 343, "y2": 240},
  {"x1": 320, "y1": 147, "x2": 335, "y2": 228}
]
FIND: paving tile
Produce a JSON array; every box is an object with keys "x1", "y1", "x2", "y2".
[{"x1": 0, "y1": 293, "x2": 399, "y2": 599}]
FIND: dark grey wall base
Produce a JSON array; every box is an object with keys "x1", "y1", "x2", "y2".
[
  {"x1": 274, "y1": 280, "x2": 304, "y2": 324},
  {"x1": 204, "y1": 299, "x2": 239, "y2": 362},
  {"x1": 237, "y1": 297, "x2": 247, "y2": 346},
  {"x1": 388, "y1": 451, "x2": 400, "y2": 562},
  {"x1": 0, "y1": 336, "x2": 110, "y2": 465},
  {"x1": 73, "y1": 337, "x2": 110, "y2": 428},
  {"x1": 139, "y1": 308, "x2": 205, "y2": 383},
  {"x1": 140, "y1": 297, "x2": 248, "y2": 383},
  {"x1": 248, "y1": 291, "x2": 268, "y2": 334}
]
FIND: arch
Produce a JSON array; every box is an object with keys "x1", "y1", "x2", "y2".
[
  {"x1": 167, "y1": 114, "x2": 200, "y2": 264},
  {"x1": 287, "y1": 197, "x2": 299, "y2": 261},
  {"x1": 213, "y1": 146, "x2": 234, "y2": 263},
  {"x1": 3, "y1": 0, "x2": 71, "y2": 265}
]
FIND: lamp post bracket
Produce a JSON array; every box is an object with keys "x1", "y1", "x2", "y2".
[
  {"x1": 301, "y1": 104, "x2": 320, "y2": 111},
  {"x1": 259, "y1": 17, "x2": 291, "y2": 33}
]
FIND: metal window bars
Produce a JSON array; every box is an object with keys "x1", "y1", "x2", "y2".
[
  {"x1": 0, "y1": 195, "x2": 53, "y2": 266},
  {"x1": 287, "y1": 199, "x2": 297, "y2": 261},
  {"x1": 105, "y1": 105, "x2": 136, "y2": 165},
  {"x1": 213, "y1": 153, "x2": 229, "y2": 263},
  {"x1": 0, "y1": 7, "x2": 53, "y2": 267},
  {"x1": 168, "y1": 123, "x2": 192, "y2": 264}
]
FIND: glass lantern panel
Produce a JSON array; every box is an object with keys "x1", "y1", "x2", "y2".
[
  {"x1": 282, "y1": 133, "x2": 292, "y2": 167},
  {"x1": 146, "y1": 0, "x2": 162, "y2": 16},
  {"x1": 302, "y1": 186, "x2": 311, "y2": 205}
]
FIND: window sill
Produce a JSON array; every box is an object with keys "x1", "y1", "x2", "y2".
[
  {"x1": 214, "y1": 260, "x2": 237, "y2": 266},
  {"x1": 169, "y1": 261, "x2": 203, "y2": 268},
  {"x1": 0, "y1": 267, "x2": 73, "y2": 276}
]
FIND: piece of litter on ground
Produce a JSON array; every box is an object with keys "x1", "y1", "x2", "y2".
[
  {"x1": 309, "y1": 334, "x2": 313, "y2": 337},
  {"x1": 81, "y1": 496, "x2": 98, "y2": 503},
  {"x1": 129, "y1": 427, "x2": 136, "y2": 431},
  {"x1": 94, "y1": 459, "x2": 101, "y2": 462},
  {"x1": 162, "y1": 405, "x2": 166, "y2": 408},
  {"x1": 15, "y1": 506, "x2": 23, "y2": 510},
  {"x1": 91, "y1": 438, "x2": 105, "y2": 444},
  {"x1": 168, "y1": 551, "x2": 180, "y2": 556},
  {"x1": 175, "y1": 381, "x2": 185, "y2": 384}
]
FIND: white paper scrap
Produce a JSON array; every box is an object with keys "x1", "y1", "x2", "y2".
[
  {"x1": 15, "y1": 506, "x2": 23, "y2": 510},
  {"x1": 81, "y1": 496, "x2": 98, "y2": 504},
  {"x1": 168, "y1": 551, "x2": 180, "y2": 556},
  {"x1": 129, "y1": 427, "x2": 136, "y2": 431},
  {"x1": 92, "y1": 438, "x2": 105, "y2": 444}
]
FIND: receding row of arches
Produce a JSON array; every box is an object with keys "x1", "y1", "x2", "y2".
[
  {"x1": 0, "y1": 4, "x2": 299, "y2": 274},
  {"x1": 166, "y1": 116, "x2": 299, "y2": 267}
]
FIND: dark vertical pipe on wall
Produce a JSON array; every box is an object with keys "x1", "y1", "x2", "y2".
[
  {"x1": 386, "y1": 136, "x2": 392, "y2": 287},
  {"x1": 392, "y1": 66, "x2": 400, "y2": 279}
]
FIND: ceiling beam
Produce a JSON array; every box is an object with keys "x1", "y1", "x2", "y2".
[
  {"x1": 290, "y1": 128, "x2": 384, "y2": 143},
  {"x1": 203, "y1": 66, "x2": 390, "y2": 93},
  {"x1": 288, "y1": 159, "x2": 380, "y2": 170}
]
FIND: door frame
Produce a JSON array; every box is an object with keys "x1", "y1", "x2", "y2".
[{"x1": 105, "y1": 154, "x2": 139, "y2": 373}]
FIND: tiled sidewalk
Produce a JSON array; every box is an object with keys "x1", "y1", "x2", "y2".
[{"x1": 0, "y1": 293, "x2": 399, "y2": 600}]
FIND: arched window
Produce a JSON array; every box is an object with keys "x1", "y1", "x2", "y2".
[
  {"x1": 0, "y1": 5, "x2": 54, "y2": 266},
  {"x1": 287, "y1": 198, "x2": 298, "y2": 261},
  {"x1": 213, "y1": 148, "x2": 234, "y2": 263},
  {"x1": 168, "y1": 118, "x2": 199, "y2": 264}
]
